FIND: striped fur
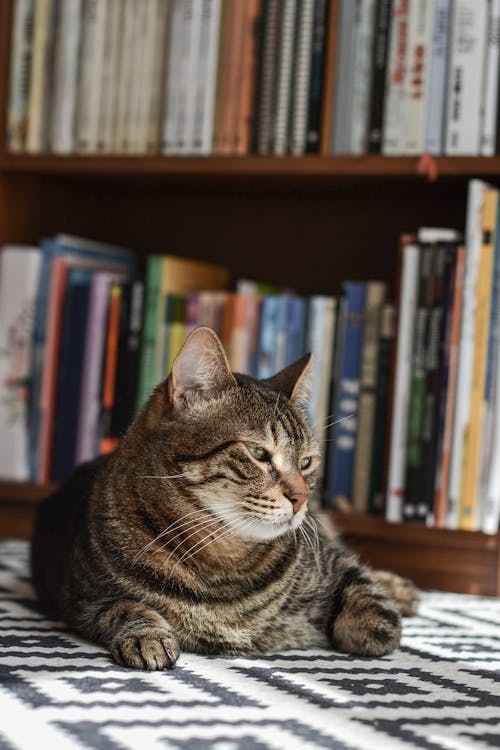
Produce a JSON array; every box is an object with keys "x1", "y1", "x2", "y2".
[{"x1": 31, "y1": 328, "x2": 418, "y2": 670}]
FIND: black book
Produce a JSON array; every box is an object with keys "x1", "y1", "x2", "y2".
[
  {"x1": 305, "y1": 0, "x2": 328, "y2": 154},
  {"x1": 367, "y1": 0, "x2": 393, "y2": 153},
  {"x1": 51, "y1": 268, "x2": 92, "y2": 481}
]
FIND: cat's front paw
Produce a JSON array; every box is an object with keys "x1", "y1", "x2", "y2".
[
  {"x1": 371, "y1": 570, "x2": 420, "y2": 616},
  {"x1": 110, "y1": 628, "x2": 180, "y2": 670},
  {"x1": 331, "y1": 594, "x2": 401, "y2": 657}
]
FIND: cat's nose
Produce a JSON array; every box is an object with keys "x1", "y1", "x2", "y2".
[{"x1": 281, "y1": 474, "x2": 308, "y2": 513}]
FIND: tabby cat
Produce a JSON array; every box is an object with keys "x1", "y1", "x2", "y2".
[{"x1": 31, "y1": 327, "x2": 418, "y2": 670}]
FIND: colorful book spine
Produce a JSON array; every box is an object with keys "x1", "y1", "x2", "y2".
[{"x1": 136, "y1": 255, "x2": 163, "y2": 410}]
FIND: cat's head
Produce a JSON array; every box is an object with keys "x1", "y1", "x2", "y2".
[{"x1": 134, "y1": 327, "x2": 320, "y2": 542}]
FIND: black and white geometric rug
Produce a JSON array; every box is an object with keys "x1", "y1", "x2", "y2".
[{"x1": 1, "y1": 539, "x2": 500, "y2": 750}]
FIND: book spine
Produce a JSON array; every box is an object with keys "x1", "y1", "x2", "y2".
[
  {"x1": 367, "y1": 0, "x2": 393, "y2": 153},
  {"x1": 480, "y1": 0, "x2": 500, "y2": 155},
  {"x1": 112, "y1": 0, "x2": 134, "y2": 153},
  {"x1": 7, "y1": 0, "x2": 34, "y2": 153},
  {"x1": 382, "y1": 0, "x2": 409, "y2": 155},
  {"x1": 290, "y1": 0, "x2": 315, "y2": 155},
  {"x1": 458, "y1": 188, "x2": 498, "y2": 530},
  {"x1": 136, "y1": 256, "x2": 162, "y2": 411},
  {"x1": 435, "y1": 245, "x2": 465, "y2": 527},
  {"x1": 328, "y1": 283, "x2": 367, "y2": 511},
  {"x1": 146, "y1": 0, "x2": 169, "y2": 153},
  {"x1": 331, "y1": 0, "x2": 358, "y2": 154},
  {"x1": 123, "y1": 3, "x2": 147, "y2": 155},
  {"x1": 192, "y1": 0, "x2": 222, "y2": 155},
  {"x1": 162, "y1": 0, "x2": 184, "y2": 154},
  {"x1": 385, "y1": 243, "x2": 420, "y2": 522},
  {"x1": 273, "y1": 0, "x2": 297, "y2": 155},
  {"x1": 99, "y1": 283, "x2": 122, "y2": 455},
  {"x1": 448, "y1": 179, "x2": 488, "y2": 528},
  {"x1": 424, "y1": 0, "x2": 450, "y2": 154},
  {"x1": 234, "y1": 0, "x2": 261, "y2": 155},
  {"x1": 368, "y1": 303, "x2": 395, "y2": 513},
  {"x1": 305, "y1": 0, "x2": 328, "y2": 153},
  {"x1": 255, "y1": 0, "x2": 282, "y2": 154},
  {"x1": 349, "y1": 0, "x2": 377, "y2": 154},
  {"x1": 25, "y1": 0, "x2": 52, "y2": 153},
  {"x1": 134, "y1": 1, "x2": 157, "y2": 154},
  {"x1": 445, "y1": 0, "x2": 489, "y2": 155},
  {"x1": 352, "y1": 281, "x2": 387, "y2": 513},
  {"x1": 49, "y1": 0, "x2": 82, "y2": 154},
  {"x1": 404, "y1": 0, "x2": 433, "y2": 154},
  {"x1": 176, "y1": 0, "x2": 203, "y2": 154}
]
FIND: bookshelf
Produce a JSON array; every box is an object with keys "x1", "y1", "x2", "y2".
[{"x1": 0, "y1": 0, "x2": 500, "y2": 597}]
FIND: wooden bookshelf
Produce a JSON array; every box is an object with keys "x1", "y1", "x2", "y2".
[{"x1": 0, "y1": 0, "x2": 500, "y2": 598}]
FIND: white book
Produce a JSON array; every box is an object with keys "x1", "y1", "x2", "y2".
[
  {"x1": 175, "y1": 0, "x2": 203, "y2": 154},
  {"x1": 290, "y1": 0, "x2": 315, "y2": 155},
  {"x1": 113, "y1": 0, "x2": 135, "y2": 153},
  {"x1": 7, "y1": 0, "x2": 34, "y2": 153},
  {"x1": 331, "y1": 0, "x2": 358, "y2": 154},
  {"x1": 425, "y1": 0, "x2": 451, "y2": 154},
  {"x1": 306, "y1": 296, "x2": 337, "y2": 463},
  {"x1": 404, "y1": 0, "x2": 434, "y2": 154},
  {"x1": 349, "y1": 0, "x2": 377, "y2": 154},
  {"x1": 445, "y1": 0, "x2": 488, "y2": 155},
  {"x1": 480, "y1": 0, "x2": 500, "y2": 156},
  {"x1": 273, "y1": 0, "x2": 298, "y2": 156},
  {"x1": 76, "y1": 0, "x2": 107, "y2": 153},
  {"x1": 0, "y1": 246, "x2": 42, "y2": 481},
  {"x1": 447, "y1": 179, "x2": 489, "y2": 529},
  {"x1": 385, "y1": 243, "x2": 420, "y2": 523},
  {"x1": 50, "y1": 0, "x2": 82, "y2": 154},
  {"x1": 96, "y1": 0, "x2": 122, "y2": 153},
  {"x1": 146, "y1": 0, "x2": 170, "y2": 153},
  {"x1": 191, "y1": 0, "x2": 222, "y2": 155},
  {"x1": 382, "y1": 0, "x2": 410, "y2": 155},
  {"x1": 125, "y1": 2, "x2": 149, "y2": 154},
  {"x1": 26, "y1": 0, "x2": 53, "y2": 153},
  {"x1": 162, "y1": 0, "x2": 185, "y2": 154}
]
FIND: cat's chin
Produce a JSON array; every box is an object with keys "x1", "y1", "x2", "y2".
[{"x1": 235, "y1": 515, "x2": 303, "y2": 542}]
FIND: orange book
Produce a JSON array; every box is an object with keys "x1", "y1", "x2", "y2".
[
  {"x1": 219, "y1": 0, "x2": 246, "y2": 154},
  {"x1": 434, "y1": 245, "x2": 465, "y2": 528},
  {"x1": 213, "y1": 0, "x2": 236, "y2": 153},
  {"x1": 234, "y1": 0, "x2": 262, "y2": 154},
  {"x1": 100, "y1": 284, "x2": 122, "y2": 455}
]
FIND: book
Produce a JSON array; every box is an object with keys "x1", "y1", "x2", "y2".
[
  {"x1": 331, "y1": 0, "x2": 359, "y2": 154},
  {"x1": 7, "y1": 0, "x2": 35, "y2": 152},
  {"x1": 425, "y1": 0, "x2": 451, "y2": 155},
  {"x1": 113, "y1": 0, "x2": 135, "y2": 153},
  {"x1": 130, "y1": 1, "x2": 155, "y2": 154},
  {"x1": 448, "y1": 180, "x2": 490, "y2": 528},
  {"x1": 368, "y1": 303, "x2": 395, "y2": 514},
  {"x1": 290, "y1": 0, "x2": 315, "y2": 155},
  {"x1": 352, "y1": 280, "x2": 387, "y2": 514},
  {"x1": 367, "y1": 0, "x2": 393, "y2": 153},
  {"x1": 212, "y1": 0, "x2": 235, "y2": 153},
  {"x1": 176, "y1": 0, "x2": 203, "y2": 154},
  {"x1": 0, "y1": 246, "x2": 42, "y2": 481},
  {"x1": 256, "y1": 295, "x2": 283, "y2": 379},
  {"x1": 99, "y1": 282, "x2": 123, "y2": 455},
  {"x1": 445, "y1": 0, "x2": 489, "y2": 155},
  {"x1": 254, "y1": 0, "x2": 282, "y2": 154},
  {"x1": 325, "y1": 283, "x2": 366, "y2": 512},
  {"x1": 285, "y1": 295, "x2": 307, "y2": 367},
  {"x1": 75, "y1": 0, "x2": 107, "y2": 154},
  {"x1": 146, "y1": 0, "x2": 169, "y2": 153},
  {"x1": 162, "y1": 0, "x2": 184, "y2": 154},
  {"x1": 382, "y1": 0, "x2": 409, "y2": 155},
  {"x1": 305, "y1": 0, "x2": 328, "y2": 153},
  {"x1": 192, "y1": 0, "x2": 223, "y2": 155},
  {"x1": 49, "y1": 0, "x2": 82, "y2": 154},
  {"x1": 404, "y1": 0, "x2": 433, "y2": 155},
  {"x1": 235, "y1": 0, "x2": 261, "y2": 155},
  {"x1": 50, "y1": 268, "x2": 93, "y2": 481},
  {"x1": 25, "y1": 0, "x2": 54, "y2": 153},
  {"x1": 480, "y1": 0, "x2": 500, "y2": 156},
  {"x1": 165, "y1": 293, "x2": 187, "y2": 374},
  {"x1": 273, "y1": 0, "x2": 297, "y2": 155},
  {"x1": 349, "y1": 0, "x2": 377, "y2": 154},
  {"x1": 458, "y1": 187, "x2": 498, "y2": 530},
  {"x1": 385, "y1": 242, "x2": 420, "y2": 523},
  {"x1": 96, "y1": 0, "x2": 122, "y2": 154}
]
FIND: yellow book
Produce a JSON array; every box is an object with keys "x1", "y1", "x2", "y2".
[{"x1": 458, "y1": 187, "x2": 498, "y2": 530}]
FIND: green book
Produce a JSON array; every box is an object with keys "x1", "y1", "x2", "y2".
[{"x1": 136, "y1": 255, "x2": 163, "y2": 410}]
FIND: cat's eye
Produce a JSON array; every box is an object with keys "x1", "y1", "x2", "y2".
[
  {"x1": 246, "y1": 444, "x2": 269, "y2": 461},
  {"x1": 299, "y1": 456, "x2": 312, "y2": 470}
]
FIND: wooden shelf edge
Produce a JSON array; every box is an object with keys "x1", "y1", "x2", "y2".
[
  {"x1": 2, "y1": 154, "x2": 500, "y2": 177},
  {"x1": 0, "y1": 481, "x2": 54, "y2": 503}
]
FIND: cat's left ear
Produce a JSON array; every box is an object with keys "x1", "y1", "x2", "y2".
[
  {"x1": 263, "y1": 353, "x2": 312, "y2": 404},
  {"x1": 168, "y1": 326, "x2": 236, "y2": 410}
]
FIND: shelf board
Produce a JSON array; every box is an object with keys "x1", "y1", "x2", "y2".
[
  {"x1": 0, "y1": 481, "x2": 54, "y2": 503},
  {"x1": 2, "y1": 154, "x2": 500, "y2": 178}
]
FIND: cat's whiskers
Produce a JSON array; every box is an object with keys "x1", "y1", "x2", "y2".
[
  {"x1": 172, "y1": 515, "x2": 258, "y2": 572},
  {"x1": 300, "y1": 516, "x2": 322, "y2": 576},
  {"x1": 320, "y1": 414, "x2": 354, "y2": 432},
  {"x1": 161, "y1": 508, "x2": 244, "y2": 565},
  {"x1": 137, "y1": 473, "x2": 190, "y2": 479},
  {"x1": 133, "y1": 502, "x2": 237, "y2": 562}
]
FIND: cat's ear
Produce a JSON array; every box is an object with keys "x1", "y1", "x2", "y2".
[
  {"x1": 263, "y1": 353, "x2": 312, "y2": 404},
  {"x1": 168, "y1": 326, "x2": 236, "y2": 409}
]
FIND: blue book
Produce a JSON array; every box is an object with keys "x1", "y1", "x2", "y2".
[
  {"x1": 28, "y1": 235, "x2": 135, "y2": 479},
  {"x1": 50, "y1": 269, "x2": 93, "y2": 481},
  {"x1": 256, "y1": 295, "x2": 282, "y2": 379},
  {"x1": 325, "y1": 282, "x2": 367, "y2": 511},
  {"x1": 285, "y1": 295, "x2": 307, "y2": 366}
]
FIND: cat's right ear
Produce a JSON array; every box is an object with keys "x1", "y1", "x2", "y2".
[{"x1": 168, "y1": 326, "x2": 236, "y2": 411}]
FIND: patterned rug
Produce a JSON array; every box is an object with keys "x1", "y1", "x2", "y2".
[{"x1": 1, "y1": 539, "x2": 500, "y2": 750}]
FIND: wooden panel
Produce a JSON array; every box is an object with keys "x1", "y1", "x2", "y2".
[{"x1": 333, "y1": 514, "x2": 500, "y2": 597}]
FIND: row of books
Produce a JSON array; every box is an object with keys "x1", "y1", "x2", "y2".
[
  {"x1": 333, "y1": 0, "x2": 500, "y2": 156},
  {"x1": 386, "y1": 180, "x2": 500, "y2": 535},
  {"x1": 7, "y1": 0, "x2": 329, "y2": 157}
]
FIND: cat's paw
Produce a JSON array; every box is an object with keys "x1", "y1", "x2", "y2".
[
  {"x1": 110, "y1": 628, "x2": 180, "y2": 670},
  {"x1": 371, "y1": 570, "x2": 420, "y2": 617},
  {"x1": 332, "y1": 594, "x2": 401, "y2": 657}
]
